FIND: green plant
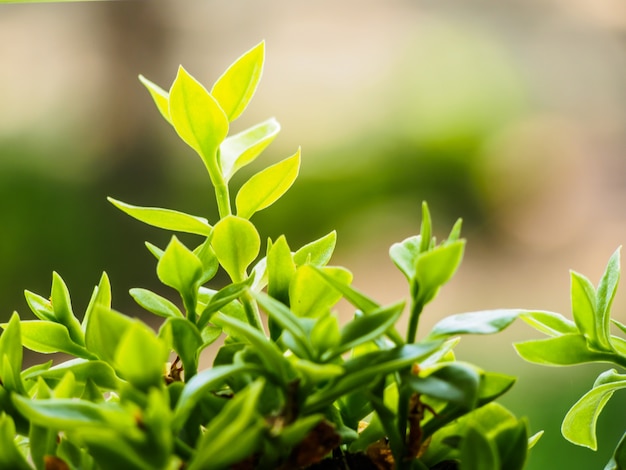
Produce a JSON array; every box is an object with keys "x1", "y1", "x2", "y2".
[
  {"x1": 515, "y1": 247, "x2": 626, "y2": 469},
  {"x1": 0, "y1": 42, "x2": 554, "y2": 470}
]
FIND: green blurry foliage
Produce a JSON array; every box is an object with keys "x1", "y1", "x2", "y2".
[{"x1": 0, "y1": 41, "x2": 619, "y2": 470}]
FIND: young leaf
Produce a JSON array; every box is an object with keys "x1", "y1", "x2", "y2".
[
  {"x1": 17, "y1": 321, "x2": 94, "y2": 358},
  {"x1": 129, "y1": 288, "x2": 184, "y2": 319},
  {"x1": 0, "y1": 413, "x2": 31, "y2": 470},
  {"x1": 427, "y1": 309, "x2": 525, "y2": 340},
  {"x1": 414, "y1": 240, "x2": 465, "y2": 305},
  {"x1": 310, "y1": 313, "x2": 341, "y2": 358},
  {"x1": 571, "y1": 270, "x2": 607, "y2": 351},
  {"x1": 220, "y1": 117, "x2": 280, "y2": 181},
  {"x1": 289, "y1": 265, "x2": 352, "y2": 318},
  {"x1": 169, "y1": 65, "x2": 229, "y2": 176},
  {"x1": 82, "y1": 272, "x2": 112, "y2": 332},
  {"x1": 24, "y1": 359, "x2": 120, "y2": 391},
  {"x1": 595, "y1": 247, "x2": 621, "y2": 350},
  {"x1": 85, "y1": 306, "x2": 134, "y2": 365},
  {"x1": 235, "y1": 148, "x2": 301, "y2": 219},
  {"x1": 211, "y1": 41, "x2": 265, "y2": 122},
  {"x1": 108, "y1": 198, "x2": 212, "y2": 236},
  {"x1": 519, "y1": 310, "x2": 578, "y2": 337},
  {"x1": 212, "y1": 215, "x2": 260, "y2": 282},
  {"x1": 389, "y1": 235, "x2": 421, "y2": 281},
  {"x1": 561, "y1": 373, "x2": 626, "y2": 450},
  {"x1": 51, "y1": 272, "x2": 84, "y2": 346},
  {"x1": 406, "y1": 362, "x2": 481, "y2": 410},
  {"x1": 0, "y1": 313, "x2": 24, "y2": 394},
  {"x1": 267, "y1": 235, "x2": 296, "y2": 306},
  {"x1": 159, "y1": 317, "x2": 203, "y2": 379},
  {"x1": 24, "y1": 290, "x2": 55, "y2": 322},
  {"x1": 196, "y1": 278, "x2": 252, "y2": 330},
  {"x1": 114, "y1": 322, "x2": 168, "y2": 390},
  {"x1": 419, "y1": 201, "x2": 433, "y2": 253},
  {"x1": 138, "y1": 74, "x2": 171, "y2": 123},
  {"x1": 514, "y1": 334, "x2": 621, "y2": 366},
  {"x1": 157, "y1": 236, "x2": 203, "y2": 308},
  {"x1": 194, "y1": 238, "x2": 220, "y2": 284},
  {"x1": 293, "y1": 231, "x2": 337, "y2": 267}
]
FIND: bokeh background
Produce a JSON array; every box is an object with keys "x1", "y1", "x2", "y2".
[{"x1": 2, "y1": 0, "x2": 626, "y2": 467}]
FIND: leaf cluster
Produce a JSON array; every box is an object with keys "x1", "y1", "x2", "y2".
[{"x1": 0, "y1": 42, "x2": 549, "y2": 470}]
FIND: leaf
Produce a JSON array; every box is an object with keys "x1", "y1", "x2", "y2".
[
  {"x1": 605, "y1": 431, "x2": 626, "y2": 470},
  {"x1": 514, "y1": 334, "x2": 619, "y2": 366},
  {"x1": 220, "y1": 117, "x2": 280, "y2": 181},
  {"x1": 562, "y1": 369, "x2": 626, "y2": 450},
  {"x1": 85, "y1": 306, "x2": 134, "y2": 365},
  {"x1": 389, "y1": 235, "x2": 421, "y2": 281},
  {"x1": 196, "y1": 278, "x2": 252, "y2": 330},
  {"x1": 419, "y1": 201, "x2": 433, "y2": 253},
  {"x1": 213, "y1": 314, "x2": 291, "y2": 385},
  {"x1": 157, "y1": 236, "x2": 203, "y2": 307},
  {"x1": 24, "y1": 358, "x2": 120, "y2": 390},
  {"x1": 212, "y1": 215, "x2": 260, "y2": 282},
  {"x1": 51, "y1": 272, "x2": 84, "y2": 346},
  {"x1": 108, "y1": 198, "x2": 212, "y2": 236},
  {"x1": 519, "y1": 310, "x2": 578, "y2": 337},
  {"x1": 17, "y1": 321, "x2": 94, "y2": 358},
  {"x1": 460, "y1": 426, "x2": 500, "y2": 470},
  {"x1": 114, "y1": 322, "x2": 168, "y2": 390},
  {"x1": 0, "y1": 313, "x2": 24, "y2": 393},
  {"x1": 571, "y1": 270, "x2": 607, "y2": 350},
  {"x1": 129, "y1": 288, "x2": 184, "y2": 319},
  {"x1": 188, "y1": 380, "x2": 266, "y2": 470},
  {"x1": 235, "y1": 148, "x2": 301, "y2": 219},
  {"x1": 492, "y1": 419, "x2": 528, "y2": 470},
  {"x1": 138, "y1": 74, "x2": 171, "y2": 123},
  {"x1": 267, "y1": 235, "x2": 296, "y2": 306},
  {"x1": 193, "y1": 238, "x2": 220, "y2": 284},
  {"x1": 82, "y1": 272, "x2": 112, "y2": 332},
  {"x1": 12, "y1": 395, "x2": 134, "y2": 431},
  {"x1": 528, "y1": 430, "x2": 544, "y2": 450},
  {"x1": 211, "y1": 41, "x2": 265, "y2": 122},
  {"x1": 159, "y1": 317, "x2": 203, "y2": 379},
  {"x1": 289, "y1": 265, "x2": 352, "y2": 318},
  {"x1": 310, "y1": 314, "x2": 341, "y2": 358},
  {"x1": 322, "y1": 302, "x2": 404, "y2": 361},
  {"x1": 173, "y1": 363, "x2": 257, "y2": 432},
  {"x1": 24, "y1": 290, "x2": 55, "y2": 321},
  {"x1": 595, "y1": 247, "x2": 621, "y2": 350},
  {"x1": 407, "y1": 362, "x2": 481, "y2": 410},
  {"x1": 476, "y1": 372, "x2": 516, "y2": 406},
  {"x1": 169, "y1": 65, "x2": 229, "y2": 176},
  {"x1": 0, "y1": 413, "x2": 31, "y2": 470},
  {"x1": 427, "y1": 309, "x2": 525, "y2": 339},
  {"x1": 293, "y1": 231, "x2": 337, "y2": 267},
  {"x1": 414, "y1": 240, "x2": 465, "y2": 305}
]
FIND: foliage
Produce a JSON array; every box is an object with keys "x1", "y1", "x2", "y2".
[
  {"x1": 0, "y1": 41, "x2": 609, "y2": 470},
  {"x1": 515, "y1": 247, "x2": 626, "y2": 469}
]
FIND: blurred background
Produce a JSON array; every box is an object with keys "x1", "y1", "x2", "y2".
[{"x1": 1, "y1": 0, "x2": 626, "y2": 467}]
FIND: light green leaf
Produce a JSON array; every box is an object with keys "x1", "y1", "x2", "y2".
[
  {"x1": 114, "y1": 322, "x2": 168, "y2": 390},
  {"x1": 193, "y1": 238, "x2": 220, "y2": 284},
  {"x1": 236, "y1": 148, "x2": 301, "y2": 219},
  {"x1": 212, "y1": 215, "x2": 260, "y2": 282},
  {"x1": 211, "y1": 41, "x2": 265, "y2": 122},
  {"x1": 414, "y1": 240, "x2": 465, "y2": 305},
  {"x1": 267, "y1": 235, "x2": 296, "y2": 306},
  {"x1": 528, "y1": 430, "x2": 544, "y2": 450},
  {"x1": 24, "y1": 290, "x2": 55, "y2": 322},
  {"x1": 17, "y1": 321, "x2": 93, "y2": 358},
  {"x1": 51, "y1": 272, "x2": 84, "y2": 346},
  {"x1": 596, "y1": 248, "x2": 621, "y2": 350},
  {"x1": 129, "y1": 288, "x2": 184, "y2": 319},
  {"x1": 196, "y1": 278, "x2": 252, "y2": 330},
  {"x1": 389, "y1": 235, "x2": 421, "y2": 281},
  {"x1": 0, "y1": 413, "x2": 31, "y2": 470},
  {"x1": 310, "y1": 313, "x2": 341, "y2": 358},
  {"x1": 427, "y1": 309, "x2": 524, "y2": 340},
  {"x1": 138, "y1": 74, "x2": 171, "y2": 123},
  {"x1": 85, "y1": 306, "x2": 134, "y2": 365},
  {"x1": 562, "y1": 374, "x2": 626, "y2": 450},
  {"x1": 108, "y1": 197, "x2": 212, "y2": 236},
  {"x1": 514, "y1": 334, "x2": 619, "y2": 366},
  {"x1": 220, "y1": 117, "x2": 280, "y2": 181},
  {"x1": 82, "y1": 272, "x2": 112, "y2": 332},
  {"x1": 289, "y1": 265, "x2": 352, "y2": 318},
  {"x1": 293, "y1": 231, "x2": 337, "y2": 267},
  {"x1": 169, "y1": 65, "x2": 229, "y2": 176},
  {"x1": 0, "y1": 313, "x2": 23, "y2": 393},
  {"x1": 24, "y1": 358, "x2": 120, "y2": 391},
  {"x1": 519, "y1": 310, "x2": 578, "y2": 337},
  {"x1": 157, "y1": 236, "x2": 204, "y2": 302},
  {"x1": 420, "y1": 201, "x2": 433, "y2": 253},
  {"x1": 571, "y1": 270, "x2": 608, "y2": 351}
]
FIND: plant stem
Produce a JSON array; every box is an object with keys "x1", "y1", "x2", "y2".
[
  {"x1": 406, "y1": 298, "x2": 424, "y2": 344},
  {"x1": 242, "y1": 289, "x2": 265, "y2": 334},
  {"x1": 214, "y1": 181, "x2": 231, "y2": 218}
]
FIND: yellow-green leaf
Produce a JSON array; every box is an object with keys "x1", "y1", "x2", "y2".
[
  {"x1": 212, "y1": 216, "x2": 260, "y2": 282},
  {"x1": 138, "y1": 75, "x2": 171, "y2": 123},
  {"x1": 236, "y1": 148, "x2": 300, "y2": 219}
]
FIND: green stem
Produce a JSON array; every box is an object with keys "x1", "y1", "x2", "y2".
[
  {"x1": 214, "y1": 181, "x2": 231, "y2": 218},
  {"x1": 242, "y1": 289, "x2": 265, "y2": 334},
  {"x1": 406, "y1": 298, "x2": 424, "y2": 344}
]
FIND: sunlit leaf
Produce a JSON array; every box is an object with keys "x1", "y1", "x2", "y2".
[
  {"x1": 519, "y1": 310, "x2": 578, "y2": 337},
  {"x1": 212, "y1": 216, "x2": 260, "y2": 282},
  {"x1": 157, "y1": 236, "x2": 204, "y2": 306},
  {"x1": 220, "y1": 117, "x2": 280, "y2": 181},
  {"x1": 236, "y1": 148, "x2": 300, "y2": 219},
  {"x1": 129, "y1": 288, "x2": 183, "y2": 319},
  {"x1": 17, "y1": 321, "x2": 94, "y2": 358},
  {"x1": 293, "y1": 231, "x2": 337, "y2": 267},
  {"x1": 0, "y1": 313, "x2": 24, "y2": 393},
  {"x1": 211, "y1": 41, "x2": 265, "y2": 122},
  {"x1": 138, "y1": 74, "x2": 171, "y2": 123},
  {"x1": 51, "y1": 272, "x2": 84, "y2": 346},
  {"x1": 427, "y1": 309, "x2": 525, "y2": 339},
  {"x1": 514, "y1": 334, "x2": 620, "y2": 366},
  {"x1": 108, "y1": 198, "x2": 212, "y2": 236},
  {"x1": 289, "y1": 265, "x2": 352, "y2": 318}
]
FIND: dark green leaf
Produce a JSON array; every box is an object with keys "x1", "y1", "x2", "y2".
[
  {"x1": 407, "y1": 362, "x2": 480, "y2": 410},
  {"x1": 0, "y1": 413, "x2": 31, "y2": 470},
  {"x1": 605, "y1": 431, "x2": 626, "y2": 470},
  {"x1": 460, "y1": 426, "x2": 499, "y2": 470},
  {"x1": 159, "y1": 317, "x2": 203, "y2": 379}
]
